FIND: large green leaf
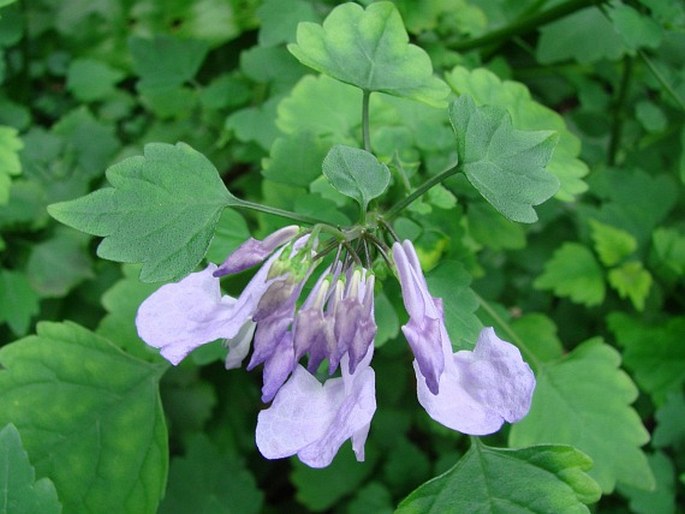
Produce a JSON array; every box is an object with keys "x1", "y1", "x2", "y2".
[
  {"x1": 446, "y1": 67, "x2": 588, "y2": 201},
  {"x1": 0, "y1": 269, "x2": 39, "y2": 336},
  {"x1": 396, "y1": 441, "x2": 601, "y2": 513},
  {"x1": 288, "y1": 1, "x2": 449, "y2": 106},
  {"x1": 509, "y1": 339, "x2": 654, "y2": 493},
  {"x1": 322, "y1": 144, "x2": 390, "y2": 212},
  {"x1": 48, "y1": 142, "x2": 237, "y2": 282},
  {"x1": 534, "y1": 243, "x2": 605, "y2": 307},
  {"x1": 607, "y1": 313, "x2": 685, "y2": 406},
  {"x1": 449, "y1": 94, "x2": 559, "y2": 223},
  {"x1": 0, "y1": 424, "x2": 61, "y2": 514},
  {"x1": 0, "y1": 322, "x2": 168, "y2": 514}
]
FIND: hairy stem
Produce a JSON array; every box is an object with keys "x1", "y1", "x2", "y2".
[
  {"x1": 234, "y1": 200, "x2": 325, "y2": 226},
  {"x1": 384, "y1": 163, "x2": 460, "y2": 219},
  {"x1": 362, "y1": 89, "x2": 372, "y2": 152}
]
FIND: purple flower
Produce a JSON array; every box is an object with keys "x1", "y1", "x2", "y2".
[{"x1": 393, "y1": 240, "x2": 536, "y2": 435}]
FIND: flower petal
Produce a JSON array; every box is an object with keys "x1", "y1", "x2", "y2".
[
  {"x1": 256, "y1": 355, "x2": 376, "y2": 468},
  {"x1": 136, "y1": 265, "x2": 241, "y2": 365},
  {"x1": 393, "y1": 241, "x2": 445, "y2": 394},
  {"x1": 416, "y1": 326, "x2": 535, "y2": 435},
  {"x1": 214, "y1": 225, "x2": 300, "y2": 277}
]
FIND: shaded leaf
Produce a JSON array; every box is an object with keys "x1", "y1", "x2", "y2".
[
  {"x1": 0, "y1": 269, "x2": 39, "y2": 335},
  {"x1": 618, "y1": 452, "x2": 676, "y2": 514},
  {"x1": 66, "y1": 58, "x2": 124, "y2": 102},
  {"x1": 534, "y1": 243, "x2": 605, "y2": 307},
  {"x1": 607, "y1": 261, "x2": 652, "y2": 311},
  {"x1": 589, "y1": 219, "x2": 637, "y2": 267},
  {"x1": 129, "y1": 35, "x2": 208, "y2": 89},
  {"x1": 0, "y1": 125, "x2": 22, "y2": 204}
]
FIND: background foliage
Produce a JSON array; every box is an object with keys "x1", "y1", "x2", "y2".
[{"x1": 0, "y1": 0, "x2": 683, "y2": 512}]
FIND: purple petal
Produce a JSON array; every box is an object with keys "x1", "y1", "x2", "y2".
[
  {"x1": 256, "y1": 350, "x2": 376, "y2": 468},
  {"x1": 136, "y1": 265, "x2": 243, "y2": 365},
  {"x1": 261, "y1": 332, "x2": 296, "y2": 403},
  {"x1": 224, "y1": 321, "x2": 256, "y2": 369},
  {"x1": 416, "y1": 326, "x2": 535, "y2": 435},
  {"x1": 393, "y1": 241, "x2": 445, "y2": 394},
  {"x1": 214, "y1": 225, "x2": 300, "y2": 277}
]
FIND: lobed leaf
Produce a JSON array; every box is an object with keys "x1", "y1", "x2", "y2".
[
  {"x1": 0, "y1": 424, "x2": 62, "y2": 514},
  {"x1": 48, "y1": 142, "x2": 237, "y2": 282},
  {"x1": 288, "y1": 2, "x2": 449, "y2": 106},
  {"x1": 449, "y1": 94, "x2": 560, "y2": 223},
  {"x1": 509, "y1": 339, "x2": 654, "y2": 493}
]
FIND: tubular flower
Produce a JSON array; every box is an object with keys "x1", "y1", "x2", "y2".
[
  {"x1": 136, "y1": 228, "x2": 536, "y2": 468},
  {"x1": 392, "y1": 240, "x2": 536, "y2": 435}
]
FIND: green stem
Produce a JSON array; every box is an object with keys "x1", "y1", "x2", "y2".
[
  {"x1": 474, "y1": 292, "x2": 542, "y2": 372},
  {"x1": 608, "y1": 55, "x2": 633, "y2": 166},
  {"x1": 233, "y1": 200, "x2": 325, "y2": 226},
  {"x1": 639, "y1": 50, "x2": 685, "y2": 112},
  {"x1": 384, "y1": 163, "x2": 460, "y2": 219},
  {"x1": 362, "y1": 90, "x2": 372, "y2": 152},
  {"x1": 450, "y1": 0, "x2": 602, "y2": 52}
]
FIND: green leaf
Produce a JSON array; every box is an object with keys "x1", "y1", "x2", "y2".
[
  {"x1": 607, "y1": 313, "x2": 685, "y2": 405},
  {"x1": 0, "y1": 424, "x2": 61, "y2": 514},
  {"x1": 510, "y1": 313, "x2": 564, "y2": 364},
  {"x1": 48, "y1": 142, "x2": 237, "y2": 282},
  {"x1": 396, "y1": 441, "x2": 601, "y2": 513},
  {"x1": 26, "y1": 228, "x2": 93, "y2": 298},
  {"x1": 66, "y1": 58, "x2": 124, "y2": 102},
  {"x1": 129, "y1": 35, "x2": 209, "y2": 89},
  {"x1": 291, "y1": 444, "x2": 378, "y2": 512},
  {"x1": 0, "y1": 125, "x2": 22, "y2": 204},
  {"x1": 322, "y1": 144, "x2": 390, "y2": 211},
  {"x1": 468, "y1": 201, "x2": 526, "y2": 250},
  {"x1": 426, "y1": 260, "x2": 481, "y2": 350},
  {"x1": 652, "y1": 392, "x2": 685, "y2": 449},
  {"x1": 449, "y1": 94, "x2": 559, "y2": 223},
  {"x1": 262, "y1": 131, "x2": 330, "y2": 187},
  {"x1": 288, "y1": 1, "x2": 449, "y2": 106},
  {"x1": 0, "y1": 322, "x2": 168, "y2": 514},
  {"x1": 205, "y1": 208, "x2": 250, "y2": 264},
  {"x1": 536, "y1": 7, "x2": 625, "y2": 64},
  {"x1": 445, "y1": 67, "x2": 588, "y2": 201},
  {"x1": 256, "y1": 0, "x2": 317, "y2": 47},
  {"x1": 608, "y1": 3, "x2": 663, "y2": 52},
  {"x1": 651, "y1": 227, "x2": 685, "y2": 278},
  {"x1": 534, "y1": 243, "x2": 605, "y2": 307},
  {"x1": 509, "y1": 339, "x2": 654, "y2": 493},
  {"x1": 589, "y1": 219, "x2": 637, "y2": 267},
  {"x1": 607, "y1": 261, "x2": 652, "y2": 311},
  {"x1": 0, "y1": 270, "x2": 39, "y2": 336},
  {"x1": 617, "y1": 452, "x2": 676, "y2": 514},
  {"x1": 159, "y1": 434, "x2": 263, "y2": 514}
]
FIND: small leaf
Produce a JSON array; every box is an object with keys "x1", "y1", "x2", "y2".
[
  {"x1": 256, "y1": 0, "x2": 317, "y2": 47},
  {"x1": 129, "y1": 35, "x2": 209, "y2": 89},
  {"x1": 0, "y1": 424, "x2": 62, "y2": 514},
  {"x1": 589, "y1": 219, "x2": 637, "y2": 267},
  {"x1": 159, "y1": 434, "x2": 263, "y2": 514},
  {"x1": 449, "y1": 94, "x2": 559, "y2": 223},
  {"x1": 608, "y1": 3, "x2": 663, "y2": 52},
  {"x1": 262, "y1": 131, "x2": 330, "y2": 187},
  {"x1": 607, "y1": 261, "x2": 652, "y2": 311},
  {"x1": 397, "y1": 441, "x2": 601, "y2": 513},
  {"x1": 652, "y1": 392, "x2": 685, "y2": 449},
  {"x1": 0, "y1": 322, "x2": 168, "y2": 514},
  {"x1": 322, "y1": 144, "x2": 390, "y2": 211},
  {"x1": 468, "y1": 201, "x2": 526, "y2": 250},
  {"x1": 509, "y1": 339, "x2": 654, "y2": 493},
  {"x1": 288, "y1": 1, "x2": 449, "y2": 106},
  {"x1": 617, "y1": 452, "x2": 677, "y2": 514},
  {"x1": 66, "y1": 58, "x2": 124, "y2": 102},
  {"x1": 48, "y1": 142, "x2": 237, "y2": 282},
  {"x1": 534, "y1": 243, "x2": 605, "y2": 307}
]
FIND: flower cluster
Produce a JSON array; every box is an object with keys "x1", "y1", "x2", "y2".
[{"x1": 136, "y1": 227, "x2": 535, "y2": 468}]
